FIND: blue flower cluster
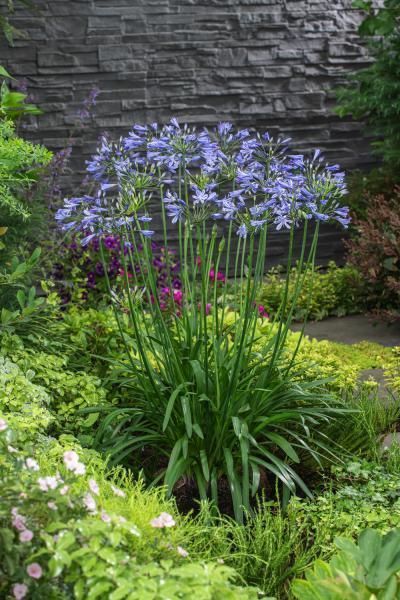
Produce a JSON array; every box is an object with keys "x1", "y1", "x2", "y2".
[{"x1": 56, "y1": 119, "x2": 350, "y2": 242}]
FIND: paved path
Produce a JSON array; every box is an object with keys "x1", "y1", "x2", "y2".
[{"x1": 291, "y1": 315, "x2": 400, "y2": 347}]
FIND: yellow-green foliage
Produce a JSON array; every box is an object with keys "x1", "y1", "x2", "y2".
[
  {"x1": 259, "y1": 262, "x2": 366, "y2": 322},
  {"x1": 250, "y1": 317, "x2": 395, "y2": 394},
  {"x1": 384, "y1": 346, "x2": 400, "y2": 394}
]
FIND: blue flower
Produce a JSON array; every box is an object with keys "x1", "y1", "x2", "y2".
[{"x1": 236, "y1": 223, "x2": 248, "y2": 238}]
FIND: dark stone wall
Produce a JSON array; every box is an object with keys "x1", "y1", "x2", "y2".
[{"x1": 1, "y1": 0, "x2": 373, "y2": 264}]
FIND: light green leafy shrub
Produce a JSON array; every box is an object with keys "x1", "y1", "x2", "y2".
[{"x1": 292, "y1": 528, "x2": 400, "y2": 600}]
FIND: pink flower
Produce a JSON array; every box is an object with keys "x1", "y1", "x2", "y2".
[
  {"x1": 25, "y1": 458, "x2": 39, "y2": 471},
  {"x1": 101, "y1": 511, "x2": 111, "y2": 523},
  {"x1": 27, "y1": 562, "x2": 43, "y2": 579},
  {"x1": 19, "y1": 529, "x2": 33, "y2": 543},
  {"x1": 83, "y1": 493, "x2": 96, "y2": 512},
  {"x1": 177, "y1": 546, "x2": 189, "y2": 557},
  {"x1": 59, "y1": 485, "x2": 69, "y2": 495},
  {"x1": 12, "y1": 515, "x2": 27, "y2": 532},
  {"x1": 47, "y1": 502, "x2": 57, "y2": 511},
  {"x1": 88, "y1": 478, "x2": 99, "y2": 496},
  {"x1": 12, "y1": 583, "x2": 28, "y2": 599},
  {"x1": 111, "y1": 485, "x2": 125, "y2": 498},
  {"x1": 0, "y1": 418, "x2": 8, "y2": 431},
  {"x1": 150, "y1": 512, "x2": 176, "y2": 528}
]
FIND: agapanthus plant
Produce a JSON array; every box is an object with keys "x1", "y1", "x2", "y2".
[{"x1": 56, "y1": 119, "x2": 350, "y2": 522}]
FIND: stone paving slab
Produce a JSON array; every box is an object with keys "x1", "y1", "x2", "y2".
[{"x1": 291, "y1": 315, "x2": 400, "y2": 347}]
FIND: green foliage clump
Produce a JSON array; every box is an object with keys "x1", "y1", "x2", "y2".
[
  {"x1": 290, "y1": 460, "x2": 400, "y2": 556},
  {"x1": 292, "y1": 528, "x2": 400, "y2": 600},
  {"x1": 335, "y1": 0, "x2": 400, "y2": 167},
  {"x1": 258, "y1": 262, "x2": 366, "y2": 322}
]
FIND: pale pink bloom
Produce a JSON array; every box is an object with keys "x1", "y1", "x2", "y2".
[
  {"x1": 19, "y1": 529, "x2": 33, "y2": 543},
  {"x1": 37, "y1": 476, "x2": 58, "y2": 492},
  {"x1": 19, "y1": 492, "x2": 27, "y2": 499},
  {"x1": 177, "y1": 546, "x2": 189, "y2": 558},
  {"x1": 111, "y1": 485, "x2": 125, "y2": 498},
  {"x1": 8, "y1": 445, "x2": 18, "y2": 453},
  {"x1": 63, "y1": 450, "x2": 80, "y2": 470},
  {"x1": 0, "y1": 418, "x2": 8, "y2": 431},
  {"x1": 25, "y1": 458, "x2": 39, "y2": 471},
  {"x1": 73, "y1": 462, "x2": 86, "y2": 475},
  {"x1": 59, "y1": 485, "x2": 69, "y2": 495},
  {"x1": 47, "y1": 501, "x2": 57, "y2": 511},
  {"x1": 11, "y1": 507, "x2": 19, "y2": 516},
  {"x1": 150, "y1": 512, "x2": 176, "y2": 528},
  {"x1": 12, "y1": 583, "x2": 28, "y2": 599},
  {"x1": 217, "y1": 558, "x2": 225, "y2": 564},
  {"x1": 118, "y1": 516, "x2": 127, "y2": 523},
  {"x1": 89, "y1": 478, "x2": 100, "y2": 496},
  {"x1": 27, "y1": 562, "x2": 43, "y2": 579},
  {"x1": 83, "y1": 493, "x2": 96, "y2": 512},
  {"x1": 12, "y1": 515, "x2": 27, "y2": 532},
  {"x1": 101, "y1": 511, "x2": 111, "y2": 523}
]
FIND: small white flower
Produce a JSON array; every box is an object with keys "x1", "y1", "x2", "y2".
[
  {"x1": 177, "y1": 546, "x2": 189, "y2": 558},
  {"x1": 111, "y1": 485, "x2": 126, "y2": 497},
  {"x1": 83, "y1": 492, "x2": 96, "y2": 513},
  {"x1": 88, "y1": 478, "x2": 100, "y2": 496},
  {"x1": 63, "y1": 450, "x2": 80, "y2": 471},
  {"x1": 101, "y1": 511, "x2": 111, "y2": 523},
  {"x1": 8, "y1": 445, "x2": 18, "y2": 453},
  {"x1": 25, "y1": 458, "x2": 39, "y2": 471},
  {"x1": 74, "y1": 461, "x2": 86, "y2": 475},
  {"x1": 37, "y1": 476, "x2": 58, "y2": 492},
  {"x1": 0, "y1": 418, "x2": 8, "y2": 431},
  {"x1": 150, "y1": 512, "x2": 176, "y2": 529},
  {"x1": 59, "y1": 485, "x2": 69, "y2": 496},
  {"x1": 47, "y1": 502, "x2": 57, "y2": 511}
]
